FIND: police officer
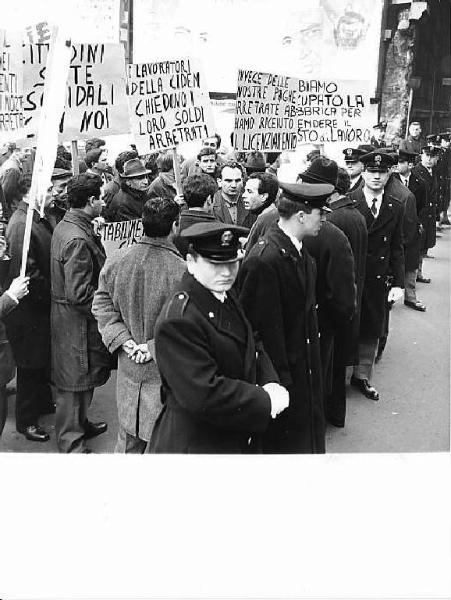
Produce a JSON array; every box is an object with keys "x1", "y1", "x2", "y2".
[
  {"x1": 348, "y1": 152, "x2": 405, "y2": 401},
  {"x1": 342, "y1": 147, "x2": 366, "y2": 192},
  {"x1": 149, "y1": 222, "x2": 289, "y2": 453},
  {"x1": 370, "y1": 121, "x2": 387, "y2": 149}
]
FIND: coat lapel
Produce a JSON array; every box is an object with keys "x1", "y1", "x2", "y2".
[
  {"x1": 266, "y1": 224, "x2": 305, "y2": 294},
  {"x1": 353, "y1": 190, "x2": 374, "y2": 228},
  {"x1": 369, "y1": 193, "x2": 397, "y2": 233}
]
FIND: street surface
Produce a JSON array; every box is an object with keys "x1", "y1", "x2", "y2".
[{"x1": 1, "y1": 229, "x2": 449, "y2": 454}]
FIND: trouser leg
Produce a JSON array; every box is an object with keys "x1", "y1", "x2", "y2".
[
  {"x1": 353, "y1": 338, "x2": 379, "y2": 383},
  {"x1": 417, "y1": 253, "x2": 426, "y2": 277},
  {"x1": 115, "y1": 424, "x2": 147, "y2": 454},
  {"x1": 15, "y1": 367, "x2": 42, "y2": 432},
  {"x1": 55, "y1": 389, "x2": 94, "y2": 453},
  {"x1": 326, "y1": 361, "x2": 346, "y2": 427},
  {"x1": 0, "y1": 385, "x2": 7, "y2": 436},
  {"x1": 404, "y1": 270, "x2": 418, "y2": 302}
]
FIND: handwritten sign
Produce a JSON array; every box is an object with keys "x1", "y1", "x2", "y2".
[
  {"x1": 101, "y1": 219, "x2": 143, "y2": 257},
  {"x1": 60, "y1": 43, "x2": 130, "y2": 141},
  {"x1": 233, "y1": 69, "x2": 374, "y2": 151},
  {"x1": 127, "y1": 58, "x2": 215, "y2": 154},
  {"x1": 23, "y1": 42, "x2": 49, "y2": 135},
  {"x1": 0, "y1": 31, "x2": 25, "y2": 142}
]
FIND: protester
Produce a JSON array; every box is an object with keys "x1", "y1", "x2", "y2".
[
  {"x1": 305, "y1": 148, "x2": 321, "y2": 169},
  {"x1": 102, "y1": 149, "x2": 139, "y2": 220},
  {"x1": 400, "y1": 121, "x2": 426, "y2": 155},
  {"x1": 236, "y1": 182, "x2": 334, "y2": 453},
  {"x1": 348, "y1": 151, "x2": 405, "y2": 402},
  {"x1": 211, "y1": 161, "x2": 254, "y2": 228},
  {"x1": 180, "y1": 133, "x2": 223, "y2": 180},
  {"x1": 45, "y1": 168, "x2": 73, "y2": 229},
  {"x1": 0, "y1": 144, "x2": 25, "y2": 221},
  {"x1": 265, "y1": 152, "x2": 282, "y2": 177},
  {"x1": 243, "y1": 172, "x2": 280, "y2": 253},
  {"x1": 173, "y1": 173, "x2": 218, "y2": 257},
  {"x1": 85, "y1": 148, "x2": 114, "y2": 187},
  {"x1": 107, "y1": 158, "x2": 152, "y2": 222},
  {"x1": 4, "y1": 184, "x2": 55, "y2": 442},
  {"x1": 195, "y1": 147, "x2": 219, "y2": 190},
  {"x1": 93, "y1": 198, "x2": 186, "y2": 453},
  {"x1": 0, "y1": 238, "x2": 29, "y2": 436},
  {"x1": 149, "y1": 222, "x2": 289, "y2": 453},
  {"x1": 50, "y1": 173, "x2": 111, "y2": 453},
  {"x1": 147, "y1": 151, "x2": 178, "y2": 201},
  {"x1": 244, "y1": 151, "x2": 267, "y2": 176},
  {"x1": 325, "y1": 167, "x2": 368, "y2": 427}
]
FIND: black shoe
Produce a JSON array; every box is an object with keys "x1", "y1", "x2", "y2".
[
  {"x1": 416, "y1": 275, "x2": 431, "y2": 284},
  {"x1": 350, "y1": 376, "x2": 379, "y2": 401},
  {"x1": 404, "y1": 299, "x2": 426, "y2": 312},
  {"x1": 22, "y1": 425, "x2": 50, "y2": 442},
  {"x1": 84, "y1": 421, "x2": 107, "y2": 440},
  {"x1": 327, "y1": 417, "x2": 345, "y2": 428}
]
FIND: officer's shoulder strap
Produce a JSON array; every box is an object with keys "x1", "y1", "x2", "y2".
[{"x1": 164, "y1": 291, "x2": 190, "y2": 319}]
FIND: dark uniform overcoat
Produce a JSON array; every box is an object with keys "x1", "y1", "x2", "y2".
[
  {"x1": 349, "y1": 189, "x2": 405, "y2": 339},
  {"x1": 327, "y1": 195, "x2": 368, "y2": 364},
  {"x1": 50, "y1": 209, "x2": 110, "y2": 392},
  {"x1": 412, "y1": 163, "x2": 437, "y2": 250},
  {"x1": 0, "y1": 288, "x2": 16, "y2": 385},
  {"x1": 149, "y1": 272, "x2": 275, "y2": 454},
  {"x1": 236, "y1": 223, "x2": 325, "y2": 454},
  {"x1": 4, "y1": 201, "x2": 52, "y2": 369},
  {"x1": 386, "y1": 174, "x2": 420, "y2": 271}
]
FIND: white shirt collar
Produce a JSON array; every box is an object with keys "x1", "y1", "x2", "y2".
[
  {"x1": 278, "y1": 222, "x2": 303, "y2": 254},
  {"x1": 211, "y1": 291, "x2": 227, "y2": 303},
  {"x1": 363, "y1": 187, "x2": 383, "y2": 216}
]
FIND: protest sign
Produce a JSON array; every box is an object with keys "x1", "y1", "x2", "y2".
[
  {"x1": 233, "y1": 70, "x2": 375, "y2": 152},
  {"x1": 0, "y1": 30, "x2": 25, "y2": 142},
  {"x1": 60, "y1": 43, "x2": 130, "y2": 141},
  {"x1": 101, "y1": 219, "x2": 144, "y2": 257},
  {"x1": 23, "y1": 42, "x2": 49, "y2": 135},
  {"x1": 127, "y1": 58, "x2": 215, "y2": 154}
]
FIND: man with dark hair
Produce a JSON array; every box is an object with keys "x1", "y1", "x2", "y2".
[
  {"x1": 348, "y1": 152, "x2": 405, "y2": 402},
  {"x1": 174, "y1": 173, "x2": 218, "y2": 257},
  {"x1": 325, "y1": 167, "x2": 368, "y2": 427},
  {"x1": 265, "y1": 152, "x2": 281, "y2": 176},
  {"x1": 4, "y1": 183, "x2": 55, "y2": 442},
  {"x1": 93, "y1": 197, "x2": 185, "y2": 453},
  {"x1": 147, "y1": 152, "x2": 178, "y2": 201},
  {"x1": 400, "y1": 122, "x2": 426, "y2": 155},
  {"x1": 305, "y1": 149, "x2": 321, "y2": 168},
  {"x1": 243, "y1": 172, "x2": 280, "y2": 253},
  {"x1": 106, "y1": 158, "x2": 152, "y2": 222},
  {"x1": 237, "y1": 182, "x2": 334, "y2": 453},
  {"x1": 0, "y1": 145, "x2": 25, "y2": 221},
  {"x1": 84, "y1": 137, "x2": 106, "y2": 154},
  {"x1": 84, "y1": 148, "x2": 113, "y2": 186},
  {"x1": 180, "y1": 133, "x2": 224, "y2": 181},
  {"x1": 51, "y1": 173, "x2": 111, "y2": 453},
  {"x1": 212, "y1": 161, "x2": 254, "y2": 228},
  {"x1": 196, "y1": 147, "x2": 219, "y2": 185}
]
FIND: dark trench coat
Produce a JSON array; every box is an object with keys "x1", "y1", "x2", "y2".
[
  {"x1": 50, "y1": 209, "x2": 111, "y2": 392},
  {"x1": 411, "y1": 164, "x2": 438, "y2": 251},
  {"x1": 349, "y1": 189, "x2": 405, "y2": 339},
  {"x1": 236, "y1": 223, "x2": 325, "y2": 454}
]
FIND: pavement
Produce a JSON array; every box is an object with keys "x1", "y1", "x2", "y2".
[{"x1": 0, "y1": 227, "x2": 449, "y2": 454}]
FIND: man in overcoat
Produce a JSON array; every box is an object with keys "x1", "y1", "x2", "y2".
[
  {"x1": 348, "y1": 152, "x2": 405, "y2": 401},
  {"x1": 4, "y1": 187, "x2": 55, "y2": 442},
  {"x1": 325, "y1": 168, "x2": 368, "y2": 427},
  {"x1": 399, "y1": 122, "x2": 426, "y2": 155},
  {"x1": 342, "y1": 147, "x2": 366, "y2": 193},
  {"x1": 51, "y1": 173, "x2": 111, "y2": 453},
  {"x1": 92, "y1": 197, "x2": 186, "y2": 453},
  {"x1": 211, "y1": 161, "x2": 255, "y2": 229},
  {"x1": 149, "y1": 223, "x2": 289, "y2": 454},
  {"x1": 236, "y1": 182, "x2": 334, "y2": 453}
]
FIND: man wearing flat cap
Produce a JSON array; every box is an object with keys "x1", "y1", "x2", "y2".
[
  {"x1": 107, "y1": 158, "x2": 152, "y2": 222},
  {"x1": 348, "y1": 152, "x2": 405, "y2": 402},
  {"x1": 342, "y1": 147, "x2": 366, "y2": 192},
  {"x1": 149, "y1": 222, "x2": 289, "y2": 453},
  {"x1": 237, "y1": 181, "x2": 334, "y2": 453}
]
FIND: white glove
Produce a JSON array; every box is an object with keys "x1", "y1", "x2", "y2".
[
  {"x1": 387, "y1": 286, "x2": 403, "y2": 303},
  {"x1": 263, "y1": 382, "x2": 290, "y2": 418}
]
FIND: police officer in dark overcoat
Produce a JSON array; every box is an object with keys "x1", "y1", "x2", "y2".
[
  {"x1": 236, "y1": 182, "x2": 334, "y2": 454},
  {"x1": 149, "y1": 223, "x2": 289, "y2": 454},
  {"x1": 348, "y1": 152, "x2": 405, "y2": 401}
]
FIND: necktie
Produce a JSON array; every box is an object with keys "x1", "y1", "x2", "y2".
[{"x1": 371, "y1": 198, "x2": 378, "y2": 217}]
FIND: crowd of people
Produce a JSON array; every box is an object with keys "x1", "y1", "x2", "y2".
[{"x1": 0, "y1": 121, "x2": 449, "y2": 453}]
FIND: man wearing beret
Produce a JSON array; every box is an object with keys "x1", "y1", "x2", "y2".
[
  {"x1": 348, "y1": 152, "x2": 405, "y2": 401},
  {"x1": 237, "y1": 182, "x2": 334, "y2": 453},
  {"x1": 149, "y1": 222, "x2": 289, "y2": 453},
  {"x1": 342, "y1": 147, "x2": 366, "y2": 192}
]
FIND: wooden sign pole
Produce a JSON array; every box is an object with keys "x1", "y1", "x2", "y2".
[
  {"x1": 172, "y1": 146, "x2": 183, "y2": 197},
  {"x1": 71, "y1": 140, "x2": 79, "y2": 176}
]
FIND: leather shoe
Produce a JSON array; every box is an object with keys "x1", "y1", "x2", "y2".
[
  {"x1": 350, "y1": 376, "x2": 379, "y2": 401},
  {"x1": 23, "y1": 425, "x2": 50, "y2": 442},
  {"x1": 404, "y1": 299, "x2": 426, "y2": 312},
  {"x1": 84, "y1": 421, "x2": 107, "y2": 440},
  {"x1": 416, "y1": 275, "x2": 431, "y2": 284}
]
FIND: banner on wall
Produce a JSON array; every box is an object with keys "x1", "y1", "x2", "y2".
[
  {"x1": 233, "y1": 69, "x2": 375, "y2": 151},
  {"x1": 127, "y1": 57, "x2": 215, "y2": 154}
]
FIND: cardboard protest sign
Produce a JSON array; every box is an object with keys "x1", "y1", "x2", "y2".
[
  {"x1": 127, "y1": 58, "x2": 215, "y2": 154},
  {"x1": 0, "y1": 30, "x2": 25, "y2": 142},
  {"x1": 23, "y1": 42, "x2": 49, "y2": 135},
  {"x1": 233, "y1": 69, "x2": 375, "y2": 152},
  {"x1": 101, "y1": 219, "x2": 143, "y2": 257},
  {"x1": 60, "y1": 43, "x2": 130, "y2": 141}
]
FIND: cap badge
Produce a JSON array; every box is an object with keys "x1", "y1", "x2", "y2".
[
  {"x1": 346, "y1": 149, "x2": 352, "y2": 156},
  {"x1": 221, "y1": 231, "x2": 233, "y2": 247},
  {"x1": 375, "y1": 154, "x2": 382, "y2": 164}
]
